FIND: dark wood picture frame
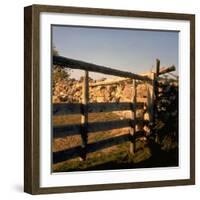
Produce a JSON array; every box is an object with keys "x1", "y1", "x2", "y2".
[{"x1": 24, "y1": 4, "x2": 195, "y2": 194}]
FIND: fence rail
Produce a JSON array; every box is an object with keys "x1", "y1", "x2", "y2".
[
  {"x1": 53, "y1": 118, "x2": 149, "y2": 138},
  {"x1": 53, "y1": 55, "x2": 152, "y2": 82},
  {"x1": 53, "y1": 102, "x2": 144, "y2": 115},
  {"x1": 52, "y1": 56, "x2": 175, "y2": 164}
]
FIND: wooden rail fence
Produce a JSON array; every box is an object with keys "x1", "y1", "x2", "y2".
[{"x1": 53, "y1": 56, "x2": 175, "y2": 164}]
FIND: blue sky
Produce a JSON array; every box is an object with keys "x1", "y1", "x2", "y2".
[{"x1": 52, "y1": 25, "x2": 178, "y2": 79}]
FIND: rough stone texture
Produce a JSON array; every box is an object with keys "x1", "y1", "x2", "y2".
[{"x1": 52, "y1": 78, "x2": 148, "y2": 104}]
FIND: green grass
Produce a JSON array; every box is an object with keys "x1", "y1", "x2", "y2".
[{"x1": 53, "y1": 141, "x2": 152, "y2": 172}]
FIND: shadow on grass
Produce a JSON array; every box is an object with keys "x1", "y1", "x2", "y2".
[
  {"x1": 54, "y1": 139, "x2": 178, "y2": 172},
  {"x1": 77, "y1": 146, "x2": 178, "y2": 171}
]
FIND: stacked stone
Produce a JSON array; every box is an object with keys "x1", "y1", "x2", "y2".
[{"x1": 52, "y1": 78, "x2": 148, "y2": 104}]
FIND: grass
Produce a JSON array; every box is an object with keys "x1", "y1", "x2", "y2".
[
  {"x1": 53, "y1": 112, "x2": 129, "y2": 152},
  {"x1": 53, "y1": 111, "x2": 127, "y2": 126},
  {"x1": 53, "y1": 138, "x2": 178, "y2": 172},
  {"x1": 53, "y1": 140, "x2": 152, "y2": 172},
  {"x1": 53, "y1": 111, "x2": 178, "y2": 172}
]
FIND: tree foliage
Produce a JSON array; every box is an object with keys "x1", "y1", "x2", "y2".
[
  {"x1": 52, "y1": 46, "x2": 71, "y2": 86},
  {"x1": 154, "y1": 77, "x2": 178, "y2": 150},
  {"x1": 53, "y1": 46, "x2": 59, "y2": 56}
]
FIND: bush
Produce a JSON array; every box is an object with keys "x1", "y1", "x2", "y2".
[{"x1": 154, "y1": 77, "x2": 178, "y2": 150}]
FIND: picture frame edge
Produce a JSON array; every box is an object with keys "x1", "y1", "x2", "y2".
[{"x1": 24, "y1": 4, "x2": 195, "y2": 195}]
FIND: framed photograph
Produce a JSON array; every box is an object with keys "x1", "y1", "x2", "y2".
[{"x1": 24, "y1": 4, "x2": 195, "y2": 194}]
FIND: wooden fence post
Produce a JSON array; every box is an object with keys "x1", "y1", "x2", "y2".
[
  {"x1": 154, "y1": 59, "x2": 160, "y2": 142},
  {"x1": 156, "y1": 59, "x2": 160, "y2": 77},
  {"x1": 151, "y1": 72, "x2": 155, "y2": 126},
  {"x1": 130, "y1": 79, "x2": 136, "y2": 154},
  {"x1": 144, "y1": 73, "x2": 155, "y2": 136},
  {"x1": 80, "y1": 70, "x2": 89, "y2": 160}
]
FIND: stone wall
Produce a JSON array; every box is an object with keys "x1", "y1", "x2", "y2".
[{"x1": 52, "y1": 78, "x2": 148, "y2": 104}]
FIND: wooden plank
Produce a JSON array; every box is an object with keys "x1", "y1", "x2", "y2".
[
  {"x1": 130, "y1": 79, "x2": 136, "y2": 154},
  {"x1": 53, "y1": 55, "x2": 152, "y2": 82},
  {"x1": 53, "y1": 146, "x2": 83, "y2": 163},
  {"x1": 156, "y1": 59, "x2": 160, "y2": 77},
  {"x1": 53, "y1": 124, "x2": 82, "y2": 138},
  {"x1": 53, "y1": 119, "x2": 134, "y2": 138},
  {"x1": 146, "y1": 73, "x2": 154, "y2": 123},
  {"x1": 88, "y1": 102, "x2": 143, "y2": 113},
  {"x1": 154, "y1": 60, "x2": 160, "y2": 140},
  {"x1": 53, "y1": 103, "x2": 82, "y2": 115},
  {"x1": 90, "y1": 78, "x2": 131, "y2": 87},
  {"x1": 73, "y1": 77, "x2": 153, "y2": 88},
  {"x1": 168, "y1": 72, "x2": 178, "y2": 79},
  {"x1": 152, "y1": 72, "x2": 155, "y2": 127},
  {"x1": 155, "y1": 60, "x2": 160, "y2": 105},
  {"x1": 142, "y1": 119, "x2": 150, "y2": 126},
  {"x1": 53, "y1": 118, "x2": 148, "y2": 138},
  {"x1": 53, "y1": 102, "x2": 144, "y2": 115},
  {"x1": 80, "y1": 70, "x2": 89, "y2": 159},
  {"x1": 159, "y1": 65, "x2": 175, "y2": 75},
  {"x1": 53, "y1": 134, "x2": 131, "y2": 163},
  {"x1": 88, "y1": 119, "x2": 132, "y2": 133},
  {"x1": 88, "y1": 102, "x2": 132, "y2": 113}
]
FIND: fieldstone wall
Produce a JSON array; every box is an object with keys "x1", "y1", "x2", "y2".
[{"x1": 52, "y1": 78, "x2": 148, "y2": 104}]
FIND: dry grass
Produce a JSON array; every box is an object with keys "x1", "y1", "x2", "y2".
[
  {"x1": 53, "y1": 139, "x2": 151, "y2": 172},
  {"x1": 52, "y1": 110, "x2": 178, "y2": 172},
  {"x1": 53, "y1": 112, "x2": 130, "y2": 152},
  {"x1": 52, "y1": 111, "x2": 152, "y2": 172}
]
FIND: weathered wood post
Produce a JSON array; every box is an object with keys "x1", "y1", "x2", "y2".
[
  {"x1": 130, "y1": 79, "x2": 137, "y2": 154},
  {"x1": 144, "y1": 72, "x2": 155, "y2": 136},
  {"x1": 151, "y1": 72, "x2": 155, "y2": 126},
  {"x1": 80, "y1": 70, "x2": 89, "y2": 160},
  {"x1": 156, "y1": 59, "x2": 160, "y2": 78},
  {"x1": 154, "y1": 59, "x2": 160, "y2": 142}
]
